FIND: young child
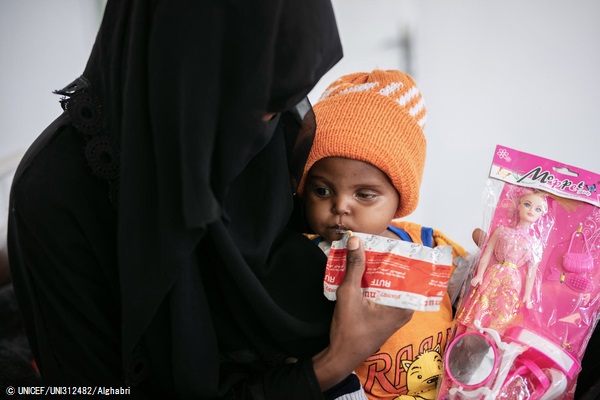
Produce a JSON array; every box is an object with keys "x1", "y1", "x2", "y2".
[{"x1": 297, "y1": 69, "x2": 467, "y2": 400}]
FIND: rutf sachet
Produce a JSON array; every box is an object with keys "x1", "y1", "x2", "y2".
[{"x1": 324, "y1": 231, "x2": 453, "y2": 312}]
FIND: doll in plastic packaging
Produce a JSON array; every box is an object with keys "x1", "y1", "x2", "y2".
[
  {"x1": 440, "y1": 145, "x2": 600, "y2": 400},
  {"x1": 456, "y1": 191, "x2": 548, "y2": 330}
]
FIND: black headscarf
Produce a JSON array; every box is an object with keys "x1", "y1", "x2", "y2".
[{"x1": 81, "y1": 0, "x2": 342, "y2": 396}]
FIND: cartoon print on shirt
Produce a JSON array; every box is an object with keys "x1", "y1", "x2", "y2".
[
  {"x1": 394, "y1": 345, "x2": 442, "y2": 400},
  {"x1": 357, "y1": 321, "x2": 454, "y2": 399}
]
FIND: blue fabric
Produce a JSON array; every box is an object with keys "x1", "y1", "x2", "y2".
[
  {"x1": 386, "y1": 225, "x2": 433, "y2": 247},
  {"x1": 386, "y1": 225, "x2": 412, "y2": 242},
  {"x1": 421, "y1": 227, "x2": 434, "y2": 248},
  {"x1": 388, "y1": 225, "x2": 412, "y2": 242}
]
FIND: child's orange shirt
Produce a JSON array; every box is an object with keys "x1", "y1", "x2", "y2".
[{"x1": 354, "y1": 221, "x2": 466, "y2": 400}]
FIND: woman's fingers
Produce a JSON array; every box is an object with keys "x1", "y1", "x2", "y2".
[
  {"x1": 472, "y1": 228, "x2": 486, "y2": 248},
  {"x1": 337, "y1": 235, "x2": 413, "y2": 345},
  {"x1": 338, "y1": 236, "x2": 365, "y2": 293},
  {"x1": 314, "y1": 235, "x2": 414, "y2": 390}
]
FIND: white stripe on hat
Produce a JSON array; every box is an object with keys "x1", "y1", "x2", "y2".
[
  {"x1": 338, "y1": 82, "x2": 379, "y2": 96},
  {"x1": 319, "y1": 84, "x2": 341, "y2": 101},
  {"x1": 396, "y1": 86, "x2": 420, "y2": 106},
  {"x1": 409, "y1": 98, "x2": 426, "y2": 117},
  {"x1": 379, "y1": 82, "x2": 403, "y2": 96}
]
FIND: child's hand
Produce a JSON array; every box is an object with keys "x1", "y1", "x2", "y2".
[{"x1": 470, "y1": 229, "x2": 486, "y2": 287}]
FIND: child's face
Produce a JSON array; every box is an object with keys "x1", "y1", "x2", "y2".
[{"x1": 304, "y1": 157, "x2": 400, "y2": 243}]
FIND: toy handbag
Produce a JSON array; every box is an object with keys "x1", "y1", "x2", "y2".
[
  {"x1": 546, "y1": 225, "x2": 596, "y2": 293},
  {"x1": 556, "y1": 226, "x2": 595, "y2": 293},
  {"x1": 562, "y1": 228, "x2": 593, "y2": 273}
]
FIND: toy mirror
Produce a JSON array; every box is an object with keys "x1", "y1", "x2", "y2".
[{"x1": 445, "y1": 331, "x2": 498, "y2": 388}]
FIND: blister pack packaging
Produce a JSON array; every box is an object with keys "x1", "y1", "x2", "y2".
[{"x1": 438, "y1": 145, "x2": 600, "y2": 400}]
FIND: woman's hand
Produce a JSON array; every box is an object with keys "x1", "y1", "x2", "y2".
[
  {"x1": 472, "y1": 228, "x2": 486, "y2": 247},
  {"x1": 470, "y1": 228, "x2": 487, "y2": 287},
  {"x1": 312, "y1": 236, "x2": 414, "y2": 390}
]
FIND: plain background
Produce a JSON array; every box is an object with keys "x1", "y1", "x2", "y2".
[{"x1": 1, "y1": 0, "x2": 599, "y2": 253}]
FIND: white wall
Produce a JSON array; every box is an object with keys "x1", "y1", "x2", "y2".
[
  {"x1": 0, "y1": 0, "x2": 103, "y2": 161},
  {"x1": 0, "y1": 0, "x2": 103, "y2": 238},
  {"x1": 310, "y1": 0, "x2": 600, "y2": 252},
  {"x1": 1, "y1": 1, "x2": 599, "y2": 253}
]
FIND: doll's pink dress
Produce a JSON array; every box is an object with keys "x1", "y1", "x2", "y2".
[{"x1": 457, "y1": 226, "x2": 537, "y2": 330}]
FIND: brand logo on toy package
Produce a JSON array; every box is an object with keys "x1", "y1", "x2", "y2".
[
  {"x1": 491, "y1": 145, "x2": 600, "y2": 207},
  {"x1": 517, "y1": 167, "x2": 593, "y2": 196}
]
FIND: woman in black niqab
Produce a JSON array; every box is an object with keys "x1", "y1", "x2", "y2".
[{"x1": 8, "y1": 0, "x2": 345, "y2": 398}]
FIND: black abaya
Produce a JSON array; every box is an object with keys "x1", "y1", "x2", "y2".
[{"x1": 8, "y1": 0, "x2": 342, "y2": 398}]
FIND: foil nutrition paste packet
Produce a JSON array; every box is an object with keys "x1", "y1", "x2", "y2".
[{"x1": 323, "y1": 232, "x2": 453, "y2": 311}]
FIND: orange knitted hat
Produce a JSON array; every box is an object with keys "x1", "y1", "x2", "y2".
[{"x1": 298, "y1": 69, "x2": 427, "y2": 218}]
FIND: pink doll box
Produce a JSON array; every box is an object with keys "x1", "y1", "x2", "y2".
[
  {"x1": 489, "y1": 145, "x2": 600, "y2": 361},
  {"x1": 440, "y1": 145, "x2": 600, "y2": 400}
]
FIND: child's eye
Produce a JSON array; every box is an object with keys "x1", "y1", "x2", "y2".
[
  {"x1": 314, "y1": 187, "x2": 331, "y2": 197},
  {"x1": 356, "y1": 192, "x2": 377, "y2": 200}
]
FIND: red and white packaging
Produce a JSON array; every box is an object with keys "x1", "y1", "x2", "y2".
[{"x1": 323, "y1": 232, "x2": 453, "y2": 311}]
